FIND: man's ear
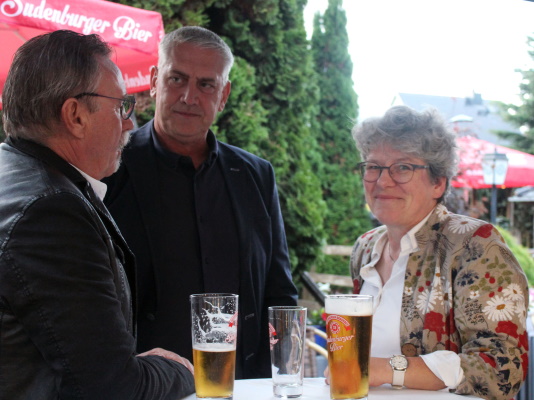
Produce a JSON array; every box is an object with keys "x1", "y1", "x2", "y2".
[
  {"x1": 218, "y1": 80, "x2": 231, "y2": 112},
  {"x1": 150, "y1": 66, "x2": 158, "y2": 98},
  {"x1": 61, "y1": 98, "x2": 87, "y2": 139}
]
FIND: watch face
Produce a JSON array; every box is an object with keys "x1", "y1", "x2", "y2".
[{"x1": 391, "y1": 355, "x2": 408, "y2": 369}]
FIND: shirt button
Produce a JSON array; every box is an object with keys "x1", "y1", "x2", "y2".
[{"x1": 146, "y1": 313, "x2": 156, "y2": 321}]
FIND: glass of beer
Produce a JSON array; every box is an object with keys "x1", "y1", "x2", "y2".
[
  {"x1": 325, "y1": 294, "x2": 373, "y2": 400},
  {"x1": 190, "y1": 293, "x2": 238, "y2": 399}
]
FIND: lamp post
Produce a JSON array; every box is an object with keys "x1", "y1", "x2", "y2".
[{"x1": 481, "y1": 150, "x2": 509, "y2": 224}]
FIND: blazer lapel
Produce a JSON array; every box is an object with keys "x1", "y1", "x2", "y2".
[
  {"x1": 122, "y1": 123, "x2": 169, "y2": 289},
  {"x1": 217, "y1": 146, "x2": 252, "y2": 260}
]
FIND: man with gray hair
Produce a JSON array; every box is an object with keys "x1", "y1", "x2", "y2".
[
  {"x1": 0, "y1": 30, "x2": 194, "y2": 399},
  {"x1": 104, "y1": 26, "x2": 298, "y2": 379}
]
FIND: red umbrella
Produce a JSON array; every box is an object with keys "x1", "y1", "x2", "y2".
[
  {"x1": 0, "y1": 0, "x2": 164, "y2": 109},
  {"x1": 452, "y1": 136, "x2": 534, "y2": 189}
]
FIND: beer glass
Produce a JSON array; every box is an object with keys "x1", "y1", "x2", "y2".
[
  {"x1": 268, "y1": 306, "x2": 307, "y2": 398},
  {"x1": 325, "y1": 295, "x2": 373, "y2": 400},
  {"x1": 190, "y1": 293, "x2": 238, "y2": 400}
]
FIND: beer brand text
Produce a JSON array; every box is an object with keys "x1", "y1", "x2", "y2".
[
  {"x1": 326, "y1": 335, "x2": 354, "y2": 343},
  {"x1": 1, "y1": 0, "x2": 153, "y2": 42},
  {"x1": 326, "y1": 314, "x2": 351, "y2": 327}
]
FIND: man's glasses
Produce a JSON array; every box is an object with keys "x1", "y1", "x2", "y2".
[
  {"x1": 357, "y1": 162, "x2": 429, "y2": 184},
  {"x1": 74, "y1": 92, "x2": 136, "y2": 120}
]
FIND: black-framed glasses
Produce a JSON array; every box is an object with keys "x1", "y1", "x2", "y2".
[
  {"x1": 74, "y1": 92, "x2": 136, "y2": 120},
  {"x1": 357, "y1": 162, "x2": 429, "y2": 184}
]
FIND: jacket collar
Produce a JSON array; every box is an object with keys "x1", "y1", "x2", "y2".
[{"x1": 6, "y1": 136, "x2": 86, "y2": 188}]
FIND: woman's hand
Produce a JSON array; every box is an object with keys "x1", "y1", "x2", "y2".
[{"x1": 325, "y1": 357, "x2": 446, "y2": 390}]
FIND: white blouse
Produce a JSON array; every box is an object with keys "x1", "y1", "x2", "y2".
[{"x1": 359, "y1": 212, "x2": 464, "y2": 389}]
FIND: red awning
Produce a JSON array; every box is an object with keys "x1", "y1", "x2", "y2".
[
  {"x1": 452, "y1": 136, "x2": 534, "y2": 189},
  {"x1": 0, "y1": 0, "x2": 164, "y2": 109}
]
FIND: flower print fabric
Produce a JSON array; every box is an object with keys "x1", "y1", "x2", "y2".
[{"x1": 350, "y1": 204, "x2": 529, "y2": 400}]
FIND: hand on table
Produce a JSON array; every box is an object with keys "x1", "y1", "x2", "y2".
[{"x1": 137, "y1": 347, "x2": 195, "y2": 376}]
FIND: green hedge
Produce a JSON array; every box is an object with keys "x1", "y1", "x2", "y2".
[{"x1": 498, "y1": 227, "x2": 534, "y2": 287}]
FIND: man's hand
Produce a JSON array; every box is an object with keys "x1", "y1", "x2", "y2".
[{"x1": 138, "y1": 348, "x2": 195, "y2": 375}]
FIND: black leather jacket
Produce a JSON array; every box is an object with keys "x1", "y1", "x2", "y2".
[{"x1": 0, "y1": 138, "x2": 194, "y2": 399}]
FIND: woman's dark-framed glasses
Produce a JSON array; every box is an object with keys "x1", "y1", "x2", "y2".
[
  {"x1": 74, "y1": 92, "x2": 136, "y2": 120},
  {"x1": 357, "y1": 162, "x2": 429, "y2": 184}
]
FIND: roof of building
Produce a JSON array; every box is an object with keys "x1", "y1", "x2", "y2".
[{"x1": 393, "y1": 92, "x2": 521, "y2": 146}]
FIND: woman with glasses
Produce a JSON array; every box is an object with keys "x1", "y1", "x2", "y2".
[{"x1": 333, "y1": 105, "x2": 529, "y2": 399}]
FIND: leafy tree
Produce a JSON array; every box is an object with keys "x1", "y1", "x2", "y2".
[
  {"x1": 497, "y1": 35, "x2": 534, "y2": 154},
  {"x1": 310, "y1": 0, "x2": 371, "y2": 275},
  {"x1": 498, "y1": 226, "x2": 534, "y2": 286}
]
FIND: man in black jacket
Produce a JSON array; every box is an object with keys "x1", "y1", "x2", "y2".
[
  {"x1": 0, "y1": 30, "x2": 194, "y2": 399},
  {"x1": 103, "y1": 26, "x2": 298, "y2": 379}
]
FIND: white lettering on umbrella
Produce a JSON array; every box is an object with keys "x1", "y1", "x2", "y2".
[
  {"x1": 123, "y1": 71, "x2": 150, "y2": 90},
  {"x1": 0, "y1": 0, "x2": 152, "y2": 42},
  {"x1": 113, "y1": 16, "x2": 152, "y2": 42},
  {"x1": 1, "y1": 0, "x2": 23, "y2": 17}
]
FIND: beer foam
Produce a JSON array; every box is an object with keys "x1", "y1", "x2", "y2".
[
  {"x1": 193, "y1": 343, "x2": 236, "y2": 352},
  {"x1": 325, "y1": 297, "x2": 373, "y2": 316}
]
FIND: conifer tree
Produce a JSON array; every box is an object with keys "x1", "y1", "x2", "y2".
[
  {"x1": 498, "y1": 35, "x2": 534, "y2": 154},
  {"x1": 213, "y1": 0, "x2": 327, "y2": 275},
  {"x1": 311, "y1": 0, "x2": 371, "y2": 275}
]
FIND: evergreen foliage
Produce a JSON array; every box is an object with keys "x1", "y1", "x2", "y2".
[
  {"x1": 214, "y1": 0, "x2": 327, "y2": 275},
  {"x1": 310, "y1": 0, "x2": 371, "y2": 274},
  {"x1": 497, "y1": 35, "x2": 534, "y2": 154}
]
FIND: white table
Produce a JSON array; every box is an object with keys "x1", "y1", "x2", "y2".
[{"x1": 180, "y1": 377, "x2": 481, "y2": 399}]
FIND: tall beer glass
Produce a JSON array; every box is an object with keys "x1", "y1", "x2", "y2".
[
  {"x1": 191, "y1": 293, "x2": 238, "y2": 400},
  {"x1": 325, "y1": 295, "x2": 373, "y2": 400}
]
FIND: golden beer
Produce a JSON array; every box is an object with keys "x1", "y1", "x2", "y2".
[
  {"x1": 193, "y1": 343, "x2": 236, "y2": 399},
  {"x1": 325, "y1": 295, "x2": 373, "y2": 400}
]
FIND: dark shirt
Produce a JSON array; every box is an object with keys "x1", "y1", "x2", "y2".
[
  {"x1": 103, "y1": 120, "x2": 299, "y2": 379},
  {"x1": 150, "y1": 130, "x2": 240, "y2": 362}
]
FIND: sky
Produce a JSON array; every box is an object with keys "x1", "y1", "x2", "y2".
[{"x1": 304, "y1": 0, "x2": 534, "y2": 121}]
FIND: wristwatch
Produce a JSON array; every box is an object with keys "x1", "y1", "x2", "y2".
[{"x1": 389, "y1": 355, "x2": 408, "y2": 389}]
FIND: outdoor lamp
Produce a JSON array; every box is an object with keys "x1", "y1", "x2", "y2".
[{"x1": 481, "y1": 151, "x2": 509, "y2": 224}]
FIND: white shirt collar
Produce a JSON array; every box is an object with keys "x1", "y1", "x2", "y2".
[
  {"x1": 70, "y1": 165, "x2": 108, "y2": 200},
  {"x1": 369, "y1": 206, "x2": 436, "y2": 261}
]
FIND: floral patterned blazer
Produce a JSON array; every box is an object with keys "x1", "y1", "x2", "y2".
[{"x1": 350, "y1": 204, "x2": 529, "y2": 400}]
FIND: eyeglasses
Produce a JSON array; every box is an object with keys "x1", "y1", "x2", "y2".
[
  {"x1": 357, "y1": 162, "x2": 429, "y2": 184},
  {"x1": 74, "y1": 92, "x2": 136, "y2": 120}
]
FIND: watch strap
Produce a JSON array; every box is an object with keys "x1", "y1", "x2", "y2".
[{"x1": 391, "y1": 368, "x2": 405, "y2": 389}]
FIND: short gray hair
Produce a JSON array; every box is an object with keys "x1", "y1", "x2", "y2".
[
  {"x1": 352, "y1": 105, "x2": 458, "y2": 202},
  {"x1": 159, "y1": 26, "x2": 234, "y2": 81},
  {"x1": 2, "y1": 30, "x2": 112, "y2": 141}
]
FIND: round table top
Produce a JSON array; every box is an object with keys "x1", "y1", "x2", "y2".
[{"x1": 179, "y1": 377, "x2": 481, "y2": 399}]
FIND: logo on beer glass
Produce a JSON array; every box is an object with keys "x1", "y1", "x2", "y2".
[
  {"x1": 330, "y1": 321, "x2": 341, "y2": 334},
  {"x1": 268, "y1": 322, "x2": 279, "y2": 350},
  {"x1": 326, "y1": 315, "x2": 353, "y2": 352}
]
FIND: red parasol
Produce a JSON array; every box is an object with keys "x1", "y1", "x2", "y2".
[
  {"x1": 0, "y1": 0, "x2": 164, "y2": 109},
  {"x1": 452, "y1": 136, "x2": 534, "y2": 189}
]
